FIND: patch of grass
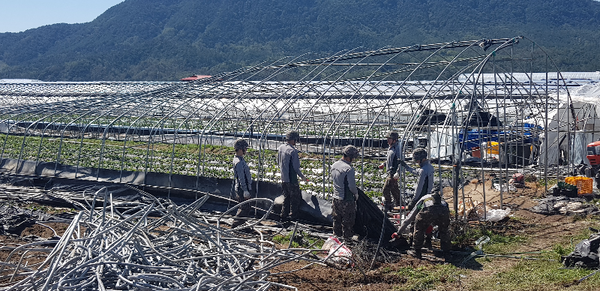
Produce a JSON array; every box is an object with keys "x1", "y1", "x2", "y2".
[
  {"x1": 452, "y1": 221, "x2": 527, "y2": 254},
  {"x1": 537, "y1": 178, "x2": 558, "y2": 189},
  {"x1": 393, "y1": 264, "x2": 460, "y2": 290},
  {"x1": 469, "y1": 225, "x2": 600, "y2": 290},
  {"x1": 470, "y1": 256, "x2": 600, "y2": 291},
  {"x1": 272, "y1": 231, "x2": 324, "y2": 249}
]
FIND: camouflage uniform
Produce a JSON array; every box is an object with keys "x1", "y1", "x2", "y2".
[
  {"x1": 382, "y1": 141, "x2": 402, "y2": 210},
  {"x1": 331, "y1": 158, "x2": 358, "y2": 239},
  {"x1": 382, "y1": 177, "x2": 400, "y2": 211},
  {"x1": 413, "y1": 204, "x2": 451, "y2": 251},
  {"x1": 332, "y1": 199, "x2": 356, "y2": 239},
  {"x1": 281, "y1": 182, "x2": 302, "y2": 219},
  {"x1": 397, "y1": 194, "x2": 451, "y2": 252}
]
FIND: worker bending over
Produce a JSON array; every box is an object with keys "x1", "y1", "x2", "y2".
[{"x1": 394, "y1": 192, "x2": 451, "y2": 259}]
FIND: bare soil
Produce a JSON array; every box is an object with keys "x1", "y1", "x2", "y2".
[
  {"x1": 2, "y1": 180, "x2": 599, "y2": 290},
  {"x1": 270, "y1": 178, "x2": 600, "y2": 290}
]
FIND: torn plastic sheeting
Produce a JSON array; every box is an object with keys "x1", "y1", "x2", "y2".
[
  {"x1": 322, "y1": 236, "x2": 352, "y2": 258},
  {"x1": 322, "y1": 236, "x2": 353, "y2": 268},
  {"x1": 484, "y1": 208, "x2": 511, "y2": 222}
]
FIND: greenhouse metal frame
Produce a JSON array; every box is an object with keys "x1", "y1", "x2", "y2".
[{"x1": 1, "y1": 36, "x2": 596, "y2": 218}]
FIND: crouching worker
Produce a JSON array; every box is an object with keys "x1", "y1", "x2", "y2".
[
  {"x1": 331, "y1": 145, "x2": 360, "y2": 241},
  {"x1": 232, "y1": 139, "x2": 252, "y2": 228},
  {"x1": 392, "y1": 192, "x2": 451, "y2": 259}
]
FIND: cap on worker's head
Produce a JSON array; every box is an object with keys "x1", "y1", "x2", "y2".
[
  {"x1": 234, "y1": 138, "x2": 249, "y2": 151},
  {"x1": 386, "y1": 131, "x2": 399, "y2": 140},
  {"x1": 412, "y1": 148, "x2": 428, "y2": 161},
  {"x1": 285, "y1": 130, "x2": 300, "y2": 141},
  {"x1": 342, "y1": 145, "x2": 360, "y2": 159}
]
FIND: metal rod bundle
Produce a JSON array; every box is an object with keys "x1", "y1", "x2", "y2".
[{"x1": 1, "y1": 187, "x2": 333, "y2": 291}]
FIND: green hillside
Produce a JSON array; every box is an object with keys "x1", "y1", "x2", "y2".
[{"x1": 0, "y1": 0, "x2": 599, "y2": 81}]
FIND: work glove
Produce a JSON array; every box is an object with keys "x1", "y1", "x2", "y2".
[
  {"x1": 354, "y1": 192, "x2": 359, "y2": 201},
  {"x1": 389, "y1": 232, "x2": 399, "y2": 243},
  {"x1": 393, "y1": 173, "x2": 399, "y2": 180},
  {"x1": 243, "y1": 190, "x2": 251, "y2": 199}
]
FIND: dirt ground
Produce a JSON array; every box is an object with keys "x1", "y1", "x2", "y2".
[
  {"x1": 269, "y1": 177, "x2": 600, "y2": 291},
  {"x1": 1, "y1": 179, "x2": 598, "y2": 290}
]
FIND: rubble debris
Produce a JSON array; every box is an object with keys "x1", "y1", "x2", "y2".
[
  {"x1": 0, "y1": 205, "x2": 64, "y2": 235},
  {"x1": 0, "y1": 187, "x2": 335, "y2": 290},
  {"x1": 509, "y1": 172, "x2": 525, "y2": 188},
  {"x1": 530, "y1": 196, "x2": 599, "y2": 216},
  {"x1": 563, "y1": 230, "x2": 600, "y2": 269},
  {"x1": 321, "y1": 237, "x2": 353, "y2": 269},
  {"x1": 485, "y1": 208, "x2": 511, "y2": 222}
]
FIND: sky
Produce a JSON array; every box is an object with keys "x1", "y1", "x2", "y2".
[{"x1": 0, "y1": 0, "x2": 124, "y2": 33}]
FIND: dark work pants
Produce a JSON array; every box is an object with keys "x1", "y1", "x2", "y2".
[
  {"x1": 232, "y1": 188, "x2": 251, "y2": 227},
  {"x1": 281, "y1": 182, "x2": 302, "y2": 219}
]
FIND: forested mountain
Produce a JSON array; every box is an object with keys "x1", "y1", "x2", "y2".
[{"x1": 1, "y1": 0, "x2": 599, "y2": 81}]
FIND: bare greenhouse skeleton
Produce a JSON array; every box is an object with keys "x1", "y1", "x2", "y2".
[{"x1": 1, "y1": 36, "x2": 600, "y2": 289}]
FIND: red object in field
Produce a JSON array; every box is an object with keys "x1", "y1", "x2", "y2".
[
  {"x1": 587, "y1": 141, "x2": 600, "y2": 166},
  {"x1": 512, "y1": 172, "x2": 524, "y2": 183},
  {"x1": 426, "y1": 225, "x2": 433, "y2": 235},
  {"x1": 180, "y1": 75, "x2": 212, "y2": 81},
  {"x1": 471, "y1": 147, "x2": 481, "y2": 158}
]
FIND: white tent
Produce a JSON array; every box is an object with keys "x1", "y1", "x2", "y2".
[{"x1": 538, "y1": 85, "x2": 600, "y2": 166}]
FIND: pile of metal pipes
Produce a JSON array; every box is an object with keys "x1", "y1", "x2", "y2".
[{"x1": 0, "y1": 187, "x2": 334, "y2": 291}]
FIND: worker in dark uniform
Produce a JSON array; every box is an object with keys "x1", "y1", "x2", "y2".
[
  {"x1": 379, "y1": 131, "x2": 402, "y2": 211},
  {"x1": 277, "y1": 131, "x2": 309, "y2": 221},
  {"x1": 232, "y1": 139, "x2": 252, "y2": 228},
  {"x1": 331, "y1": 145, "x2": 360, "y2": 240},
  {"x1": 393, "y1": 192, "x2": 451, "y2": 259}
]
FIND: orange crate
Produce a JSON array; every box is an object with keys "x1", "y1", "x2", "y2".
[{"x1": 565, "y1": 176, "x2": 593, "y2": 195}]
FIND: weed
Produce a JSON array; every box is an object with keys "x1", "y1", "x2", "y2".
[
  {"x1": 452, "y1": 221, "x2": 526, "y2": 254},
  {"x1": 272, "y1": 231, "x2": 324, "y2": 249},
  {"x1": 393, "y1": 264, "x2": 459, "y2": 290}
]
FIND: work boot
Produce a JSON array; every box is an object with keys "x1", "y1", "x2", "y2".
[
  {"x1": 424, "y1": 236, "x2": 432, "y2": 250},
  {"x1": 407, "y1": 249, "x2": 422, "y2": 259},
  {"x1": 384, "y1": 203, "x2": 392, "y2": 212}
]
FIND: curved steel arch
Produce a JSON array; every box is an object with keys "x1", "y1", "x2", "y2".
[{"x1": 0, "y1": 36, "x2": 588, "y2": 217}]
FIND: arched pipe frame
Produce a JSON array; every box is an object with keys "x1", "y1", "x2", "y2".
[{"x1": 0, "y1": 36, "x2": 593, "y2": 221}]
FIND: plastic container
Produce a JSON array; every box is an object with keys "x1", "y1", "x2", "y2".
[
  {"x1": 565, "y1": 176, "x2": 593, "y2": 195},
  {"x1": 486, "y1": 141, "x2": 500, "y2": 154}
]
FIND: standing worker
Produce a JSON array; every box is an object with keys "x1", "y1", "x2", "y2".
[
  {"x1": 400, "y1": 148, "x2": 435, "y2": 211},
  {"x1": 392, "y1": 192, "x2": 451, "y2": 259},
  {"x1": 398, "y1": 147, "x2": 436, "y2": 249},
  {"x1": 232, "y1": 139, "x2": 252, "y2": 228},
  {"x1": 379, "y1": 131, "x2": 402, "y2": 211},
  {"x1": 277, "y1": 130, "x2": 309, "y2": 221},
  {"x1": 331, "y1": 145, "x2": 360, "y2": 240}
]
